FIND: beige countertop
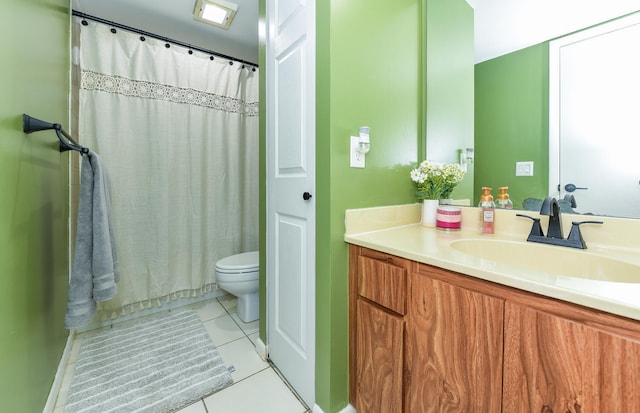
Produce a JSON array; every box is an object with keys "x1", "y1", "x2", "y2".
[{"x1": 345, "y1": 204, "x2": 640, "y2": 321}]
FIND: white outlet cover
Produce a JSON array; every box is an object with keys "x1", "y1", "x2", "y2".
[
  {"x1": 350, "y1": 136, "x2": 365, "y2": 168},
  {"x1": 516, "y1": 161, "x2": 534, "y2": 176}
]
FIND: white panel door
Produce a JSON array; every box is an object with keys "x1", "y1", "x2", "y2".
[
  {"x1": 266, "y1": 0, "x2": 315, "y2": 407},
  {"x1": 550, "y1": 13, "x2": 640, "y2": 218}
]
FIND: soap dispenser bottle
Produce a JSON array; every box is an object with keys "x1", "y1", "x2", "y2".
[
  {"x1": 479, "y1": 187, "x2": 495, "y2": 234},
  {"x1": 496, "y1": 186, "x2": 514, "y2": 209}
]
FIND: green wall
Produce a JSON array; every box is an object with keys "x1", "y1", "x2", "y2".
[
  {"x1": 320, "y1": 2, "x2": 473, "y2": 408},
  {"x1": 0, "y1": 0, "x2": 71, "y2": 411},
  {"x1": 474, "y1": 44, "x2": 550, "y2": 208},
  {"x1": 257, "y1": 0, "x2": 267, "y2": 357},
  {"x1": 317, "y1": 0, "x2": 423, "y2": 410}
]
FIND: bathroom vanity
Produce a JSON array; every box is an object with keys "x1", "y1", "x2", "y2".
[{"x1": 346, "y1": 204, "x2": 640, "y2": 413}]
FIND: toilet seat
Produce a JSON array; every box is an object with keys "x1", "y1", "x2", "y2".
[{"x1": 215, "y1": 251, "x2": 259, "y2": 274}]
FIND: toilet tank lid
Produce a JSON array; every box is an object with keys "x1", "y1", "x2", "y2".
[{"x1": 216, "y1": 251, "x2": 259, "y2": 271}]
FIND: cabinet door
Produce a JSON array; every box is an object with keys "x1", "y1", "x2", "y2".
[
  {"x1": 355, "y1": 299, "x2": 404, "y2": 413},
  {"x1": 405, "y1": 272, "x2": 504, "y2": 413},
  {"x1": 503, "y1": 302, "x2": 640, "y2": 412}
]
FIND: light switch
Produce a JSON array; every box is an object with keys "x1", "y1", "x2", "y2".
[{"x1": 516, "y1": 161, "x2": 534, "y2": 176}]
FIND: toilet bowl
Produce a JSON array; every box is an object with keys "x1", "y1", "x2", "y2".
[{"x1": 215, "y1": 251, "x2": 259, "y2": 323}]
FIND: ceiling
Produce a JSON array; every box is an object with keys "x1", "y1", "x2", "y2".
[{"x1": 72, "y1": 0, "x2": 639, "y2": 65}]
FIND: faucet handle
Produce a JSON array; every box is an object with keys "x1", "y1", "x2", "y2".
[
  {"x1": 567, "y1": 220, "x2": 604, "y2": 249},
  {"x1": 571, "y1": 220, "x2": 604, "y2": 226},
  {"x1": 516, "y1": 214, "x2": 544, "y2": 238}
]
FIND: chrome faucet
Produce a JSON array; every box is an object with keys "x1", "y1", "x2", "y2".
[{"x1": 517, "y1": 197, "x2": 603, "y2": 249}]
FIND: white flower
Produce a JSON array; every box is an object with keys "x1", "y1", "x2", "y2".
[{"x1": 410, "y1": 160, "x2": 466, "y2": 200}]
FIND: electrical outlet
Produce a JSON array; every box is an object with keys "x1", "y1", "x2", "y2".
[
  {"x1": 350, "y1": 136, "x2": 365, "y2": 168},
  {"x1": 516, "y1": 161, "x2": 534, "y2": 176}
]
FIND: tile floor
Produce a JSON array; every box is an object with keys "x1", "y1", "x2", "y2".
[{"x1": 54, "y1": 295, "x2": 310, "y2": 413}]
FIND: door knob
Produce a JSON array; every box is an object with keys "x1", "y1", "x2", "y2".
[
  {"x1": 564, "y1": 183, "x2": 588, "y2": 192},
  {"x1": 303, "y1": 192, "x2": 312, "y2": 200}
]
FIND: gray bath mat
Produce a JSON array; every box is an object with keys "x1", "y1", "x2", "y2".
[{"x1": 65, "y1": 309, "x2": 233, "y2": 413}]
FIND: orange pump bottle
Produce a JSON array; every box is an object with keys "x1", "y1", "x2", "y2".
[
  {"x1": 496, "y1": 186, "x2": 514, "y2": 209},
  {"x1": 478, "y1": 187, "x2": 495, "y2": 234}
]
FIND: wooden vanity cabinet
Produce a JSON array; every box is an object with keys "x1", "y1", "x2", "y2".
[
  {"x1": 406, "y1": 266, "x2": 504, "y2": 412},
  {"x1": 350, "y1": 245, "x2": 640, "y2": 413},
  {"x1": 502, "y1": 299, "x2": 640, "y2": 412},
  {"x1": 355, "y1": 300, "x2": 404, "y2": 412},
  {"x1": 349, "y1": 246, "x2": 411, "y2": 413},
  {"x1": 349, "y1": 246, "x2": 504, "y2": 412}
]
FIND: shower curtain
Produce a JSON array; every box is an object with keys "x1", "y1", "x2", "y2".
[{"x1": 74, "y1": 19, "x2": 259, "y2": 320}]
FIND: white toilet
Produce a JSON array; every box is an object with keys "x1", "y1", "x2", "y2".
[{"x1": 215, "y1": 251, "x2": 259, "y2": 323}]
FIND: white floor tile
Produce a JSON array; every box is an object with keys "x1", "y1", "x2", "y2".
[
  {"x1": 186, "y1": 299, "x2": 227, "y2": 322},
  {"x1": 175, "y1": 400, "x2": 207, "y2": 413},
  {"x1": 231, "y1": 313, "x2": 259, "y2": 336},
  {"x1": 203, "y1": 368, "x2": 307, "y2": 413},
  {"x1": 217, "y1": 337, "x2": 269, "y2": 382},
  {"x1": 202, "y1": 314, "x2": 245, "y2": 346},
  {"x1": 217, "y1": 295, "x2": 237, "y2": 313}
]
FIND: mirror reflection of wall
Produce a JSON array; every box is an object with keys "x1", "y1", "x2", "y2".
[
  {"x1": 474, "y1": 4, "x2": 640, "y2": 218},
  {"x1": 475, "y1": 42, "x2": 549, "y2": 211}
]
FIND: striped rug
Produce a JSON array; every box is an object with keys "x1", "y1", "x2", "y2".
[{"x1": 65, "y1": 310, "x2": 233, "y2": 413}]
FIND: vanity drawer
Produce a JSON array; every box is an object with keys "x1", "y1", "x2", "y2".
[{"x1": 358, "y1": 255, "x2": 407, "y2": 315}]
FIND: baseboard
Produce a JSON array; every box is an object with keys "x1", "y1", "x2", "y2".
[
  {"x1": 339, "y1": 404, "x2": 356, "y2": 413},
  {"x1": 43, "y1": 332, "x2": 75, "y2": 413},
  {"x1": 312, "y1": 403, "x2": 356, "y2": 413},
  {"x1": 254, "y1": 337, "x2": 268, "y2": 360}
]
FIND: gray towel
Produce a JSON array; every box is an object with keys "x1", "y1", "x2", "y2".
[{"x1": 65, "y1": 150, "x2": 120, "y2": 329}]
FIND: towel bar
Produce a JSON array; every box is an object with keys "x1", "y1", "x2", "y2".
[{"x1": 22, "y1": 114, "x2": 90, "y2": 155}]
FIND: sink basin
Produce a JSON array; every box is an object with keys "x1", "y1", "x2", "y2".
[{"x1": 450, "y1": 239, "x2": 640, "y2": 283}]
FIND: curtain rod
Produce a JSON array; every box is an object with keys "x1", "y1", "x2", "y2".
[{"x1": 72, "y1": 10, "x2": 258, "y2": 68}]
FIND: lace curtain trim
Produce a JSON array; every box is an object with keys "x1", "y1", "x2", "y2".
[
  {"x1": 96, "y1": 282, "x2": 219, "y2": 322},
  {"x1": 81, "y1": 69, "x2": 259, "y2": 116}
]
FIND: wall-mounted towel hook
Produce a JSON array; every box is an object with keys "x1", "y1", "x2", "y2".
[{"x1": 22, "y1": 114, "x2": 90, "y2": 155}]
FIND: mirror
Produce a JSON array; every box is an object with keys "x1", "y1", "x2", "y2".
[
  {"x1": 549, "y1": 14, "x2": 640, "y2": 219},
  {"x1": 473, "y1": 2, "x2": 640, "y2": 218}
]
